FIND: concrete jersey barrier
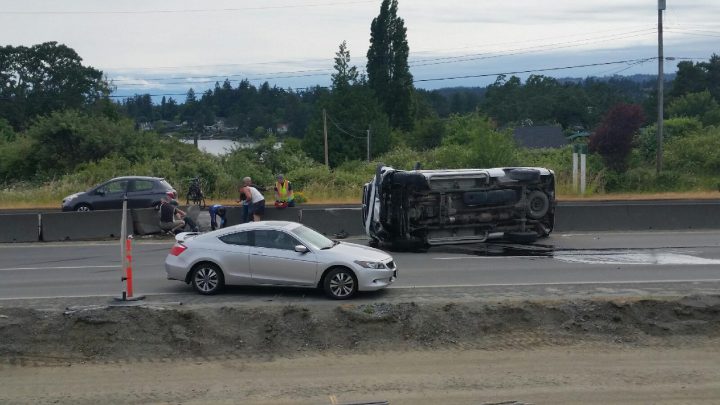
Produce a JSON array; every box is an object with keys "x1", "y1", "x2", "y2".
[
  {"x1": 2, "y1": 200, "x2": 720, "y2": 243},
  {"x1": 553, "y1": 201, "x2": 720, "y2": 231},
  {"x1": 41, "y1": 210, "x2": 132, "y2": 242},
  {"x1": 0, "y1": 213, "x2": 40, "y2": 242}
]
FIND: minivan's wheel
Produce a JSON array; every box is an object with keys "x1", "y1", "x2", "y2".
[
  {"x1": 75, "y1": 204, "x2": 92, "y2": 212},
  {"x1": 526, "y1": 190, "x2": 550, "y2": 219},
  {"x1": 323, "y1": 267, "x2": 358, "y2": 300},
  {"x1": 191, "y1": 263, "x2": 224, "y2": 295}
]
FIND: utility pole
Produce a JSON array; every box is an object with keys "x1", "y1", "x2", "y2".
[
  {"x1": 323, "y1": 108, "x2": 329, "y2": 167},
  {"x1": 656, "y1": 0, "x2": 666, "y2": 174},
  {"x1": 366, "y1": 126, "x2": 371, "y2": 162}
]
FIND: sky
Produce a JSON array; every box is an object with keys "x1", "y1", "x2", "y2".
[{"x1": 1, "y1": 0, "x2": 718, "y2": 101}]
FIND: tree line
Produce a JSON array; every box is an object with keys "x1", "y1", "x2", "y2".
[{"x1": 1, "y1": 0, "x2": 720, "y2": 189}]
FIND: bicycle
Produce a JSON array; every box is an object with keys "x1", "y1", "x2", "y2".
[{"x1": 186, "y1": 177, "x2": 207, "y2": 208}]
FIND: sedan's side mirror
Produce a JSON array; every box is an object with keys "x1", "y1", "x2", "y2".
[
  {"x1": 96, "y1": 190, "x2": 106, "y2": 196},
  {"x1": 294, "y1": 245, "x2": 309, "y2": 254}
]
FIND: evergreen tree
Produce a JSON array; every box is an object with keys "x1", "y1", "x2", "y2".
[
  {"x1": 303, "y1": 42, "x2": 390, "y2": 166},
  {"x1": 366, "y1": 0, "x2": 414, "y2": 130},
  {"x1": 331, "y1": 41, "x2": 358, "y2": 91}
]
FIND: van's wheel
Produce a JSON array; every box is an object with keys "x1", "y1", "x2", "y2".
[
  {"x1": 505, "y1": 231, "x2": 539, "y2": 244},
  {"x1": 323, "y1": 267, "x2": 357, "y2": 300},
  {"x1": 526, "y1": 190, "x2": 550, "y2": 219},
  {"x1": 191, "y1": 263, "x2": 224, "y2": 295}
]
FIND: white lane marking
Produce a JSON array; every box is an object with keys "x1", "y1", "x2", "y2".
[
  {"x1": 434, "y1": 256, "x2": 547, "y2": 260},
  {"x1": 0, "y1": 265, "x2": 118, "y2": 272},
  {"x1": 0, "y1": 241, "x2": 172, "y2": 249},
  {"x1": 555, "y1": 252, "x2": 720, "y2": 265},
  {"x1": 389, "y1": 278, "x2": 720, "y2": 289},
  {"x1": 434, "y1": 251, "x2": 720, "y2": 265}
]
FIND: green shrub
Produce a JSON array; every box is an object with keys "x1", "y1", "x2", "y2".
[
  {"x1": 665, "y1": 126, "x2": 720, "y2": 174},
  {"x1": 637, "y1": 117, "x2": 704, "y2": 162}
]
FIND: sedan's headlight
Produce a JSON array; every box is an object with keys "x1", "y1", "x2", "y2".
[
  {"x1": 354, "y1": 260, "x2": 386, "y2": 269},
  {"x1": 62, "y1": 194, "x2": 77, "y2": 205}
]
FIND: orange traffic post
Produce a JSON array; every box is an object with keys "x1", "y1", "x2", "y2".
[{"x1": 125, "y1": 237, "x2": 134, "y2": 298}]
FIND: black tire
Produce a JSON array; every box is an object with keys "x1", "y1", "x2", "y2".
[
  {"x1": 505, "y1": 231, "x2": 539, "y2": 244},
  {"x1": 506, "y1": 168, "x2": 540, "y2": 182},
  {"x1": 526, "y1": 190, "x2": 550, "y2": 219},
  {"x1": 191, "y1": 263, "x2": 224, "y2": 295},
  {"x1": 323, "y1": 267, "x2": 358, "y2": 300},
  {"x1": 75, "y1": 203, "x2": 92, "y2": 212}
]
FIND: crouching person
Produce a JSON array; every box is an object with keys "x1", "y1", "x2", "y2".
[
  {"x1": 209, "y1": 204, "x2": 227, "y2": 230},
  {"x1": 159, "y1": 198, "x2": 186, "y2": 234}
]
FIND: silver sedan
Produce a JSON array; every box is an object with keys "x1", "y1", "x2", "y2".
[{"x1": 165, "y1": 221, "x2": 397, "y2": 299}]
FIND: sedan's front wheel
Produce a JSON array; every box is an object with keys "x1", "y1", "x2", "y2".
[
  {"x1": 323, "y1": 267, "x2": 357, "y2": 300},
  {"x1": 191, "y1": 263, "x2": 224, "y2": 295}
]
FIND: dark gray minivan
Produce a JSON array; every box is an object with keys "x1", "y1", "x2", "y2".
[{"x1": 61, "y1": 176, "x2": 177, "y2": 211}]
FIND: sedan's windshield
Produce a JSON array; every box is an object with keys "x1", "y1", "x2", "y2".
[{"x1": 291, "y1": 225, "x2": 334, "y2": 250}]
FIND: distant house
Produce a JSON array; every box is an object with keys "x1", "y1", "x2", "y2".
[
  {"x1": 276, "y1": 123, "x2": 289, "y2": 134},
  {"x1": 512, "y1": 125, "x2": 568, "y2": 149}
]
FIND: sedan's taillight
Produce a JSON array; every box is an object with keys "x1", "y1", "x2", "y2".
[{"x1": 169, "y1": 244, "x2": 187, "y2": 256}]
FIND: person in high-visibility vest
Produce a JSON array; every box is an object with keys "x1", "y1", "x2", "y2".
[{"x1": 273, "y1": 174, "x2": 295, "y2": 208}]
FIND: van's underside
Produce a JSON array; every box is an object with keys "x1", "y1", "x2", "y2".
[{"x1": 363, "y1": 167, "x2": 556, "y2": 245}]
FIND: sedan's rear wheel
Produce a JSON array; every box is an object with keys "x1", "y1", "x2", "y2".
[
  {"x1": 191, "y1": 263, "x2": 224, "y2": 295},
  {"x1": 323, "y1": 267, "x2": 357, "y2": 300}
]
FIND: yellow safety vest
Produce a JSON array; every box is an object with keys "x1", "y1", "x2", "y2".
[{"x1": 276, "y1": 180, "x2": 293, "y2": 201}]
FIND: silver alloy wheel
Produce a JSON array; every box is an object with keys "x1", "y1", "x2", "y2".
[
  {"x1": 194, "y1": 266, "x2": 219, "y2": 293},
  {"x1": 329, "y1": 271, "x2": 355, "y2": 298},
  {"x1": 76, "y1": 205, "x2": 91, "y2": 212}
]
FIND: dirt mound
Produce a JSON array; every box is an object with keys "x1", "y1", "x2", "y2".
[{"x1": 1, "y1": 295, "x2": 719, "y2": 364}]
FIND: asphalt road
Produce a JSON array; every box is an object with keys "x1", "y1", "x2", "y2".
[{"x1": 1, "y1": 230, "x2": 720, "y2": 302}]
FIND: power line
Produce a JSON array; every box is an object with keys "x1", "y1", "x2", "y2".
[
  {"x1": 409, "y1": 31, "x2": 656, "y2": 69},
  {"x1": 325, "y1": 113, "x2": 367, "y2": 139},
  {"x1": 0, "y1": 1, "x2": 375, "y2": 15},
  {"x1": 408, "y1": 28, "x2": 656, "y2": 66},
  {"x1": 414, "y1": 58, "x2": 657, "y2": 83},
  {"x1": 100, "y1": 26, "x2": 659, "y2": 73}
]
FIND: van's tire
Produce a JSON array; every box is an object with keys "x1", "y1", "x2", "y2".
[
  {"x1": 505, "y1": 231, "x2": 539, "y2": 244},
  {"x1": 526, "y1": 190, "x2": 550, "y2": 219}
]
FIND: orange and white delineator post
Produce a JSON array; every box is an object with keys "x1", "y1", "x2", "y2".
[
  {"x1": 116, "y1": 195, "x2": 144, "y2": 302},
  {"x1": 124, "y1": 237, "x2": 134, "y2": 298}
]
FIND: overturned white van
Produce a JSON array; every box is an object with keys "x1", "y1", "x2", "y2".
[{"x1": 362, "y1": 165, "x2": 555, "y2": 246}]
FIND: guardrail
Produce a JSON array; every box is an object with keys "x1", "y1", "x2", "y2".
[{"x1": 1, "y1": 201, "x2": 720, "y2": 242}]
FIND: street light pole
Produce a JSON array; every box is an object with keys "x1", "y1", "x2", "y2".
[{"x1": 656, "y1": 0, "x2": 666, "y2": 174}]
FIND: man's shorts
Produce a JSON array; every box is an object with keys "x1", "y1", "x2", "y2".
[
  {"x1": 160, "y1": 220, "x2": 184, "y2": 231},
  {"x1": 249, "y1": 200, "x2": 266, "y2": 216}
]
